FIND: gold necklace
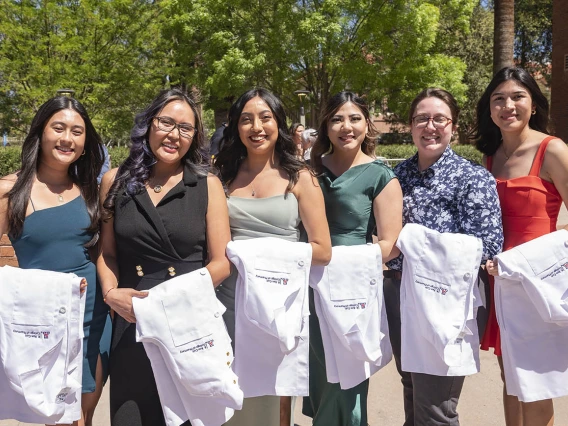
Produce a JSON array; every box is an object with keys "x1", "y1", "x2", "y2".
[
  {"x1": 40, "y1": 181, "x2": 68, "y2": 203},
  {"x1": 501, "y1": 143, "x2": 516, "y2": 161},
  {"x1": 148, "y1": 166, "x2": 182, "y2": 194}
]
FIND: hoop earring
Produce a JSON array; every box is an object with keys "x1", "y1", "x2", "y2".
[
  {"x1": 81, "y1": 150, "x2": 86, "y2": 156},
  {"x1": 531, "y1": 110, "x2": 536, "y2": 115}
]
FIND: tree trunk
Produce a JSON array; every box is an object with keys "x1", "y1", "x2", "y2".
[{"x1": 493, "y1": 0, "x2": 515, "y2": 74}]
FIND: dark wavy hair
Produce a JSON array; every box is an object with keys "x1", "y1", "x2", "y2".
[
  {"x1": 311, "y1": 91, "x2": 377, "y2": 174},
  {"x1": 103, "y1": 88, "x2": 208, "y2": 218},
  {"x1": 6, "y1": 96, "x2": 103, "y2": 239},
  {"x1": 214, "y1": 88, "x2": 306, "y2": 192},
  {"x1": 472, "y1": 67, "x2": 549, "y2": 156}
]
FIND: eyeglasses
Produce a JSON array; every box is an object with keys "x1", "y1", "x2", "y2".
[
  {"x1": 412, "y1": 115, "x2": 452, "y2": 129},
  {"x1": 154, "y1": 116, "x2": 195, "y2": 138}
]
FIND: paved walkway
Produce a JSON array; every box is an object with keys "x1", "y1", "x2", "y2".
[{"x1": 3, "y1": 206, "x2": 568, "y2": 426}]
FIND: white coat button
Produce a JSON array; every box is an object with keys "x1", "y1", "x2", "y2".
[
  {"x1": 214, "y1": 312, "x2": 220, "y2": 318},
  {"x1": 200, "y1": 270, "x2": 206, "y2": 275},
  {"x1": 59, "y1": 307, "x2": 66, "y2": 314},
  {"x1": 370, "y1": 278, "x2": 377, "y2": 285},
  {"x1": 298, "y1": 260, "x2": 305, "y2": 267},
  {"x1": 564, "y1": 240, "x2": 568, "y2": 247},
  {"x1": 463, "y1": 273, "x2": 471, "y2": 281}
]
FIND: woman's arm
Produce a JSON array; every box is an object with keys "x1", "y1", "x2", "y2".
[
  {"x1": 205, "y1": 174, "x2": 232, "y2": 285},
  {"x1": 373, "y1": 178, "x2": 403, "y2": 263},
  {"x1": 459, "y1": 169, "x2": 504, "y2": 274},
  {"x1": 295, "y1": 170, "x2": 332, "y2": 266},
  {"x1": 0, "y1": 174, "x2": 17, "y2": 236},
  {"x1": 544, "y1": 138, "x2": 568, "y2": 207},
  {"x1": 96, "y1": 169, "x2": 147, "y2": 322}
]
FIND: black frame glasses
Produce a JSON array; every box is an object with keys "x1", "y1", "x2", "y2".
[
  {"x1": 412, "y1": 115, "x2": 452, "y2": 129},
  {"x1": 154, "y1": 116, "x2": 195, "y2": 138}
]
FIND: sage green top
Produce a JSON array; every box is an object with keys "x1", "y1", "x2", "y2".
[{"x1": 319, "y1": 159, "x2": 396, "y2": 246}]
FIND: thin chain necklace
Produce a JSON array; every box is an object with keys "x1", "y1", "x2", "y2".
[
  {"x1": 41, "y1": 182, "x2": 68, "y2": 203},
  {"x1": 148, "y1": 165, "x2": 183, "y2": 193},
  {"x1": 501, "y1": 144, "x2": 512, "y2": 161}
]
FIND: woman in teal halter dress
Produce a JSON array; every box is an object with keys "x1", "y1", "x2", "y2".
[
  {"x1": 0, "y1": 96, "x2": 111, "y2": 426},
  {"x1": 215, "y1": 88, "x2": 331, "y2": 426},
  {"x1": 305, "y1": 92, "x2": 403, "y2": 426}
]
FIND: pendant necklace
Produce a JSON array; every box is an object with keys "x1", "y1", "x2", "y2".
[
  {"x1": 42, "y1": 181, "x2": 66, "y2": 203},
  {"x1": 251, "y1": 184, "x2": 256, "y2": 197},
  {"x1": 153, "y1": 185, "x2": 163, "y2": 193}
]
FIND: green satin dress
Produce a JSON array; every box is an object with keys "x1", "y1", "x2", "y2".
[{"x1": 302, "y1": 160, "x2": 396, "y2": 426}]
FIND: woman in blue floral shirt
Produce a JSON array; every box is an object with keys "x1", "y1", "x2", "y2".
[{"x1": 384, "y1": 88, "x2": 503, "y2": 425}]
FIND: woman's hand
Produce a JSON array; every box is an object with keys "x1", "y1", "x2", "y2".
[
  {"x1": 486, "y1": 259, "x2": 499, "y2": 276},
  {"x1": 104, "y1": 288, "x2": 148, "y2": 323},
  {"x1": 80, "y1": 278, "x2": 88, "y2": 295}
]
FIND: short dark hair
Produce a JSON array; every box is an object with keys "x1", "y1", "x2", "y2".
[
  {"x1": 215, "y1": 87, "x2": 306, "y2": 193},
  {"x1": 103, "y1": 88, "x2": 208, "y2": 218},
  {"x1": 473, "y1": 67, "x2": 549, "y2": 156},
  {"x1": 408, "y1": 88, "x2": 460, "y2": 125},
  {"x1": 311, "y1": 91, "x2": 376, "y2": 174},
  {"x1": 6, "y1": 96, "x2": 103, "y2": 239}
]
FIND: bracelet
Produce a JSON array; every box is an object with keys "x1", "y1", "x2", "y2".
[{"x1": 103, "y1": 287, "x2": 116, "y2": 303}]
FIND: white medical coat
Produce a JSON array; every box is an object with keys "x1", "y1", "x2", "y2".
[
  {"x1": 397, "y1": 223, "x2": 483, "y2": 376},
  {"x1": 310, "y1": 244, "x2": 392, "y2": 390},
  {"x1": 0, "y1": 265, "x2": 85, "y2": 424},
  {"x1": 495, "y1": 229, "x2": 568, "y2": 402},
  {"x1": 225, "y1": 237, "x2": 312, "y2": 397},
  {"x1": 133, "y1": 267, "x2": 243, "y2": 426}
]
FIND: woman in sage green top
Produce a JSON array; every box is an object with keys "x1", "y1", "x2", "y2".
[
  {"x1": 215, "y1": 87, "x2": 331, "y2": 426},
  {"x1": 304, "y1": 91, "x2": 403, "y2": 426}
]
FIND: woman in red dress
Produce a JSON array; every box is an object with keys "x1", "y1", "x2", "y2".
[{"x1": 474, "y1": 67, "x2": 568, "y2": 426}]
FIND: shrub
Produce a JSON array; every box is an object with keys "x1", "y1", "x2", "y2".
[
  {"x1": 0, "y1": 146, "x2": 132, "y2": 177},
  {"x1": 376, "y1": 143, "x2": 482, "y2": 167},
  {"x1": 0, "y1": 147, "x2": 22, "y2": 176},
  {"x1": 108, "y1": 146, "x2": 130, "y2": 168}
]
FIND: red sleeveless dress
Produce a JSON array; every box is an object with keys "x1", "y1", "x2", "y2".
[{"x1": 480, "y1": 136, "x2": 563, "y2": 355}]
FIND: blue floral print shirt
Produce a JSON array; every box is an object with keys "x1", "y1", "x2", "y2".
[{"x1": 387, "y1": 146, "x2": 503, "y2": 271}]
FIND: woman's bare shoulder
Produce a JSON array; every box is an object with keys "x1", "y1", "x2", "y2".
[{"x1": 0, "y1": 174, "x2": 18, "y2": 196}]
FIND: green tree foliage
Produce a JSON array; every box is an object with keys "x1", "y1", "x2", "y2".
[
  {"x1": 161, "y1": 0, "x2": 473, "y2": 124},
  {"x1": 0, "y1": 0, "x2": 167, "y2": 142},
  {"x1": 515, "y1": 0, "x2": 552, "y2": 85},
  {"x1": 439, "y1": 1, "x2": 494, "y2": 142}
]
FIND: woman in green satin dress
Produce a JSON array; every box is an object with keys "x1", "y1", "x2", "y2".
[{"x1": 304, "y1": 91, "x2": 403, "y2": 426}]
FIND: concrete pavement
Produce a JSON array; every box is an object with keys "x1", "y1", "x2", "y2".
[
  {"x1": 3, "y1": 206, "x2": 568, "y2": 426},
  {"x1": 3, "y1": 351, "x2": 568, "y2": 426}
]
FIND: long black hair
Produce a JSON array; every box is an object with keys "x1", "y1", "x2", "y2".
[
  {"x1": 214, "y1": 88, "x2": 306, "y2": 192},
  {"x1": 311, "y1": 91, "x2": 377, "y2": 174},
  {"x1": 6, "y1": 96, "x2": 103, "y2": 239},
  {"x1": 103, "y1": 88, "x2": 208, "y2": 218},
  {"x1": 473, "y1": 67, "x2": 549, "y2": 156}
]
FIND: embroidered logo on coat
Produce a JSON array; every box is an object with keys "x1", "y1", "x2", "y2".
[
  {"x1": 180, "y1": 339, "x2": 216, "y2": 354},
  {"x1": 333, "y1": 302, "x2": 367, "y2": 311},
  {"x1": 541, "y1": 262, "x2": 568, "y2": 280},
  {"x1": 256, "y1": 274, "x2": 290, "y2": 285}
]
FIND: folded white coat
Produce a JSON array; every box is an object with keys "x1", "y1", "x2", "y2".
[
  {"x1": 310, "y1": 244, "x2": 392, "y2": 390},
  {"x1": 133, "y1": 268, "x2": 243, "y2": 426},
  {"x1": 226, "y1": 237, "x2": 311, "y2": 397},
  {"x1": 0, "y1": 265, "x2": 85, "y2": 424},
  {"x1": 397, "y1": 223, "x2": 483, "y2": 376},
  {"x1": 495, "y1": 229, "x2": 568, "y2": 402}
]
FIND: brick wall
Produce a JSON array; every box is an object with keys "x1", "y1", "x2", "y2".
[
  {"x1": 0, "y1": 234, "x2": 18, "y2": 267},
  {"x1": 551, "y1": 0, "x2": 568, "y2": 142}
]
